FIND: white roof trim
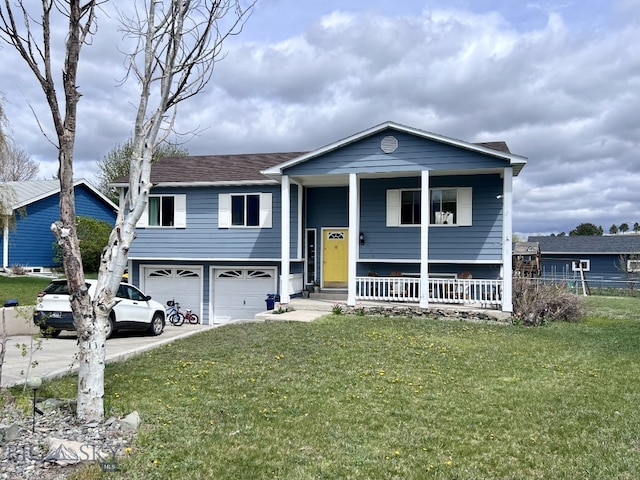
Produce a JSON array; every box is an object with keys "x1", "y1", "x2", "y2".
[
  {"x1": 6, "y1": 179, "x2": 118, "y2": 212},
  {"x1": 262, "y1": 121, "x2": 527, "y2": 176},
  {"x1": 110, "y1": 180, "x2": 278, "y2": 189}
]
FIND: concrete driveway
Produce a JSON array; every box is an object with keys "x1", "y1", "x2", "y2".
[{"x1": 1, "y1": 323, "x2": 214, "y2": 388}]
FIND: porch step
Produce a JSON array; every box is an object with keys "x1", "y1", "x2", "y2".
[{"x1": 308, "y1": 292, "x2": 347, "y2": 301}]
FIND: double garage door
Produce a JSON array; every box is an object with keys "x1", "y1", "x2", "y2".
[{"x1": 143, "y1": 266, "x2": 275, "y2": 324}]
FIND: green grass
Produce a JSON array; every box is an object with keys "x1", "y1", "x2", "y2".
[
  {"x1": 0, "y1": 276, "x2": 51, "y2": 305},
  {"x1": 24, "y1": 295, "x2": 640, "y2": 479}
]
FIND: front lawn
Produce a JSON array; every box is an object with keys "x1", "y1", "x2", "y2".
[
  {"x1": 0, "y1": 275, "x2": 51, "y2": 306},
  {"x1": 29, "y1": 295, "x2": 640, "y2": 479}
]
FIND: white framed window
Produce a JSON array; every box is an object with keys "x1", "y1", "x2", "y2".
[
  {"x1": 572, "y1": 260, "x2": 590, "y2": 272},
  {"x1": 627, "y1": 259, "x2": 640, "y2": 272},
  {"x1": 386, "y1": 187, "x2": 472, "y2": 227},
  {"x1": 218, "y1": 193, "x2": 272, "y2": 228},
  {"x1": 137, "y1": 194, "x2": 186, "y2": 228}
]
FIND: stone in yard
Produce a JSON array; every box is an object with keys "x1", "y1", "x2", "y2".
[
  {"x1": 0, "y1": 423, "x2": 19, "y2": 443},
  {"x1": 120, "y1": 411, "x2": 141, "y2": 432}
]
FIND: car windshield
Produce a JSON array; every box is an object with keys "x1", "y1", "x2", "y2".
[{"x1": 43, "y1": 281, "x2": 90, "y2": 295}]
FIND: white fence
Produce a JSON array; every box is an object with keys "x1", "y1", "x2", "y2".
[{"x1": 355, "y1": 276, "x2": 502, "y2": 307}]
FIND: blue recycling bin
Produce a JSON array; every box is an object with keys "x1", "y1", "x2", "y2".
[{"x1": 265, "y1": 294, "x2": 280, "y2": 310}]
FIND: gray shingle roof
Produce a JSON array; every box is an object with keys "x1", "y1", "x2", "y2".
[
  {"x1": 528, "y1": 235, "x2": 640, "y2": 254},
  {"x1": 114, "y1": 152, "x2": 307, "y2": 185}
]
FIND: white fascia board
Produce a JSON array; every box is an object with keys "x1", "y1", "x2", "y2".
[
  {"x1": 11, "y1": 178, "x2": 118, "y2": 212},
  {"x1": 110, "y1": 180, "x2": 278, "y2": 189}
]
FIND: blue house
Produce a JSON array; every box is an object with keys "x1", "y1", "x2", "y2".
[
  {"x1": 528, "y1": 235, "x2": 640, "y2": 289},
  {"x1": 1, "y1": 179, "x2": 117, "y2": 271},
  {"x1": 115, "y1": 122, "x2": 527, "y2": 324}
]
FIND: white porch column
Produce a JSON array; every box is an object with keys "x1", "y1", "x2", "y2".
[
  {"x1": 501, "y1": 167, "x2": 513, "y2": 312},
  {"x1": 420, "y1": 170, "x2": 430, "y2": 308},
  {"x1": 2, "y1": 217, "x2": 9, "y2": 269},
  {"x1": 280, "y1": 175, "x2": 291, "y2": 303},
  {"x1": 347, "y1": 173, "x2": 358, "y2": 306},
  {"x1": 297, "y1": 183, "x2": 303, "y2": 260}
]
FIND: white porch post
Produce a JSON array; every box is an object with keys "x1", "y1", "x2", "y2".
[
  {"x1": 2, "y1": 217, "x2": 9, "y2": 269},
  {"x1": 280, "y1": 175, "x2": 291, "y2": 303},
  {"x1": 347, "y1": 173, "x2": 358, "y2": 306},
  {"x1": 501, "y1": 167, "x2": 513, "y2": 312},
  {"x1": 420, "y1": 170, "x2": 430, "y2": 308},
  {"x1": 297, "y1": 183, "x2": 303, "y2": 260}
]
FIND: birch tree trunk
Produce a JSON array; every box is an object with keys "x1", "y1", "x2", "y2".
[{"x1": 0, "y1": 0, "x2": 254, "y2": 422}]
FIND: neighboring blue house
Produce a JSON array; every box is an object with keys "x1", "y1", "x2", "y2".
[
  {"x1": 114, "y1": 121, "x2": 527, "y2": 324},
  {"x1": 1, "y1": 179, "x2": 117, "y2": 271},
  {"x1": 528, "y1": 235, "x2": 640, "y2": 289}
]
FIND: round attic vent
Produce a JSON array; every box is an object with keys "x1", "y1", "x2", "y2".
[{"x1": 381, "y1": 135, "x2": 398, "y2": 154}]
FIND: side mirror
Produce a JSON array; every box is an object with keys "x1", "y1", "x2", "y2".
[{"x1": 145, "y1": 295, "x2": 152, "y2": 301}]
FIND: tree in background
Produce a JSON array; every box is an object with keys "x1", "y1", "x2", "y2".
[
  {"x1": 619, "y1": 223, "x2": 629, "y2": 234},
  {"x1": 634, "y1": 222, "x2": 640, "y2": 234},
  {"x1": 95, "y1": 139, "x2": 188, "y2": 203},
  {"x1": 0, "y1": 0, "x2": 254, "y2": 421},
  {"x1": 609, "y1": 224, "x2": 618, "y2": 235},
  {"x1": 53, "y1": 216, "x2": 112, "y2": 273},
  {"x1": 569, "y1": 223, "x2": 603, "y2": 236},
  {"x1": 0, "y1": 140, "x2": 39, "y2": 181}
]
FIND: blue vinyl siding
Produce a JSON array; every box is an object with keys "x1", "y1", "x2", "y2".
[
  {"x1": 130, "y1": 184, "x2": 301, "y2": 260},
  {"x1": 4, "y1": 185, "x2": 116, "y2": 267},
  {"x1": 284, "y1": 130, "x2": 509, "y2": 176},
  {"x1": 356, "y1": 174, "x2": 503, "y2": 261}
]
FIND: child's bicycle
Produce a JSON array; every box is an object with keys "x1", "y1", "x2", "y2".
[
  {"x1": 165, "y1": 300, "x2": 199, "y2": 326},
  {"x1": 165, "y1": 300, "x2": 184, "y2": 326}
]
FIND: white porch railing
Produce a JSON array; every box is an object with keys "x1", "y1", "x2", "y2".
[
  {"x1": 282, "y1": 273, "x2": 304, "y2": 294},
  {"x1": 355, "y1": 276, "x2": 503, "y2": 307}
]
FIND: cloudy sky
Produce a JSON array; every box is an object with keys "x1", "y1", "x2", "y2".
[{"x1": 1, "y1": 0, "x2": 639, "y2": 236}]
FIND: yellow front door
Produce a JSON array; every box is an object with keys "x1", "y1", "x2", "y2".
[{"x1": 322, "y1": 229, "x2": 348, "y2": 288}]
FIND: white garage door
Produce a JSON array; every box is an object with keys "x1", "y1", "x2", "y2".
[
  {"x1": 213, "y1": 269, "x2": 276, "y2": 323},
  {"x1": 143, "y1": 267, "x2": 202, "y2": 317}
]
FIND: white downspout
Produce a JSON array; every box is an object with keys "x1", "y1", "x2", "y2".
[
  {"x1": 502, "y1": 167, "x2": 513, "y2": 312},
  {"x1": 420, "y1": 170, "x2": 430, "y2": 308},
  {"x1": 280, "y1": 175, "x2": 291, "y2": 304},
  {"x1": 347, "y1": 173, "x2": 358, "y2": 306}
]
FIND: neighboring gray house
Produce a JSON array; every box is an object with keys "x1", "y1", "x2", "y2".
[
  {"x1": 528, "y1": 235, "x2": 640, "y2": 288},
  {"x1": 114, "y1": 121, "x2": 527, "y2": 324},
  {"x1": 1, "y1": 179, "x2": 117, "y2": 271}
]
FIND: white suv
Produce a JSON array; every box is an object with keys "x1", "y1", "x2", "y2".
[{"x1": 34, "y1": 279, "x2": 165, "y2": 339}]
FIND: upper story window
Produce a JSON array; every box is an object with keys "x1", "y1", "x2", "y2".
[
  {"x1": 219, "y1": 192, "x2": 272, "y2": 228},
  {"x1": 232, "y1": 194, "x2": 260, "y2": 227},
  {"x1": 137, "y1": 194, "x2": 186, "y2": 228},
  {"x1": 386, "y1": 187, "x2": 472, "y2": 227},
  {"x1": 149, "y1": 196, "x2": 174, "y2": 226}
]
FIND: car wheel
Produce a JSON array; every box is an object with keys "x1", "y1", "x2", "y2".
[
  {"x1": 149, "y1": 313, "x2": 164, "y2": 336},
  {"x1": 105, "y1": 315, "x2": 115, "y2": 340}
]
